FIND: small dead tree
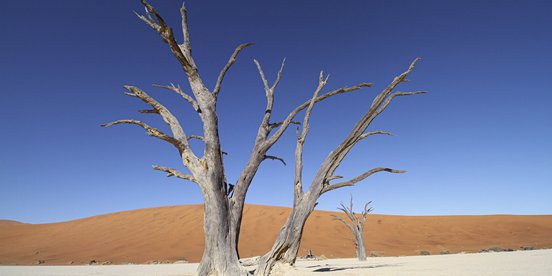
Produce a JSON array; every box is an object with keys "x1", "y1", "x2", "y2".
[
  {"x1": 102, "y1": 1, "x2": 373, "y2": 275},
  {"x1": 332, "y1": 197, "x2": 373, "y2": 261},
  {"x1": 255, "y1": 59, "x2": 424, "y2": 275}
]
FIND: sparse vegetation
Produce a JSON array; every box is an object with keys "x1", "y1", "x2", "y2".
[
  {"x1": 480, "y1": 247, "x2": 514, "y2": 253},
  {"x1": 440, "y1": 250, "x2": 451, "y2": 255},
  {"x1": 420, "y1": 250, "x2": 431, "y2": 256},
  {"x1": 520, "y1": 246, "x2": 535, "y2": 251},
  {"x1": 370, "y1": 251, "x2": 384, "y2": 257}
]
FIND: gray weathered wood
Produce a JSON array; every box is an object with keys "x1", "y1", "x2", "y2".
[
  {"x1": 105, "y1": 1, "x2": 252, "y2": 275},
  {"x1": 103, "y1": 2, "x2": 425, "y2": 275},
  {"x1": 255, "y1": 58, "x2": 425, "y2": 275},
  {"x1": 332, "y1": 196, "x2": 372, "y2": 261}
]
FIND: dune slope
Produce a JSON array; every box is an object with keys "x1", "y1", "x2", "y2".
[{"x1": 1, "y1": 205, "x2": 551, "y2": 265}]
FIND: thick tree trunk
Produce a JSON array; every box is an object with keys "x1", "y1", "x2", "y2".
[
  {"x1": 196, "y1": 104, "x2": 246, "y2": 275},
  {"x1": 355, "y1": 231, "x2": 367, "y2": 261},
  {"x1": 197, "y1": 182, "x2": 246, "y2": 275},
  {"x1": 255, "y1": 196, "x2": 317, "y2": 276},
  {"x1": 229, "y1": 153, "x2": 265, "y2": 258}
]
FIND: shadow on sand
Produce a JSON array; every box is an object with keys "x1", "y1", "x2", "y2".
[{"x1": 308, "y1": 263, "x2": 403, "y2": 272}]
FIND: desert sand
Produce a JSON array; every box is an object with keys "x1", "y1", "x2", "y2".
[
  {"x1": 1, "y1": 204, "x2": 551, "y2": 265},
  {"x1": 1, "y1": 249, "x2": 551, "y2": 275}
]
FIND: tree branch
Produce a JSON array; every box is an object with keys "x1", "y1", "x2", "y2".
[
  {"x1": 376, "y1": 91, "x2": 427, "y2": 114},
  {"x1": 268, "y1": 120, "x2": 300, "y2": 132},
  {"x1": 138, "y1": 109, "x2": 159, "y2": 114},
  {"x1": 254, "y1": 59, "x2": 271, "y2": 92},
  {"x1": 359, "y1": 130, "x2": 394, "y2": 140},
  {"x1": 360, "y1": 201, "x2": 373, "y2": 228},
  {"x1": 136, "y1": 0, "x2": 197, "y2": 78},
  {"x1": 369, "y1": 58, "x2": 421, "y2": 110},
  {"x1": 318, "y1": 58, "x2": 422, "y2": 181},
  {"x1": 263, "y1": 155, "x2": 286, "y2": 166},
  {"x1": 101, "y1": 119, "x2": 184, "y2": 152},
  {"x1": 325, "y1": 175, "x2": 343, "y2": 183},
  {"x1": 179, "y1": 3, "x2": 191, "y2": 53},
  {"x1": 124, "y1": 86, "x2": 191, "y2": 150},
  {"x1": 213, "y1": 43, "x2": 254, "y2": 97},
  {"x1": 254, "y1": 59, "x2": 287, "y2": 133},
  {"x1": 294, "y1": 71, "x2": 329, "y2": 200},
  {"x1": 187, "y1": 135, "x2": 204, "y2": 142},
  {"x1": 331, "y1": 214, "x2": 355, "y2": 233},
  {"x1": 337, "y1": 201, "x2": 357, "y2": 224},
  {"x1": 322, "y1": 168, "x2": 406, "y2": 193},
  {"x1": 152, "y1": 165, "x2": 196, "y2": 183},
  {"x1": 152, "y1": 84, "x2": 201, "y2": 113},
  {"x1": 265, "y1": 81, "x2": 372, "y2": 148}
]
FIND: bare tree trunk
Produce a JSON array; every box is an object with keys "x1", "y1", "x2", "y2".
[
  {"x1": 105, "y1": 2, "x2": 424, "y2": 275},
  {"x1": 197, "y1": 185, "x2": 245, "y2": 275},
  {"x1": 255, "y1": 197, "x2": 316, "y2": 276},
  {"x1": 356, "y1": 232, "x2": 367, "y2": 261},
  {"x1": 228, "y1": 61, "x2": 371, "y2": 259},
  {"x1": 104, "y1": 2, "x2": 253, "y2": 275},
  {"x1": 256, "y1": 59, "x2": 424, "y2": 275},
  {"x1": 332, "y1": 197, "x2": 371, "y2": 261}
]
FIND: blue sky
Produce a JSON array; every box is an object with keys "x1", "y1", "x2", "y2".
[{"x1": 1, "y1": 0, "x2": 551, "y2": 223}]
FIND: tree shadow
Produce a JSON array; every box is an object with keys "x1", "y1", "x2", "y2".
[{"x1": 309, "y1": 263, "x2": 403, "y2": 272}]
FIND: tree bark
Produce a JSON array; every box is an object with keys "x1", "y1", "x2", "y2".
[
  {"x1": 332, "y1": 197, "x2": 371, "y2": 261},
  {"x1": 255, "y1": 59, "x2": 424, "y2": 275},
  {"x1": 255, "y1": 196, "x2": 317, "y2": 276},
  {"x1": 228, "y1": 62, "x2": 370, "y2": 259},
  {"x1": 197, "y1": 183, "x2": 245, "y2": 275},
  {"x1": 105, "y1": 3, "x2": 424, "y2": 275},
  {"x1": 105, "y1": 2, "x2": 253, "y2": 275},
  {"x1": 355, "y1": 231, "x2": 367, "y2": 261}
]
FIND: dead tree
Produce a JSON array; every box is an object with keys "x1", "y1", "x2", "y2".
[
  {"x1": 332, "y1": 196, "x2": 373, "y2": 261},
  {"x1": 255, "y1": 59, "x2": 425, "y2": 275},
  {"x1": 102, "y1": 1, "x2": 372, "y2": 275}
]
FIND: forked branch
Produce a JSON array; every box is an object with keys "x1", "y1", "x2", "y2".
[
  {"x1": 331, "y1": 214, "x2": 355, "y2": 232},
  {"x1": 254, "y1": 58, "x2": 287, "y2": 135},
  {"x1": 376, "y1": 91, "x2": 427, "y2": 114},
  {"x1": 123, "y1": 85, "x2": 192, "y2": 152},
  {"x1": 321, "y1": 58, "x2": 424, "y2": 179},
  {"x1": 265, "y1": 81, "x2": 373, "y2": 147},
  {"x1": 294, "y1": 71, "x2": 329, "y2": 198},
  {"x1": 136, "y1": 0, "x2": 196, "y2": 77},
  {"x1": 153, "y1": 84, "x2": 201, "y2": 113}
]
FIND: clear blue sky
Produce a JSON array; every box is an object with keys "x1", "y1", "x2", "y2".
[{"x1": 1, "y1": 0, "x2": 551, "y2": 223}]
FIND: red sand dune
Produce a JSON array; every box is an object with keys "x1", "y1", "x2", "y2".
[{"x1": 1, "y1": 204, "x2": 551, "y2": 265}]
